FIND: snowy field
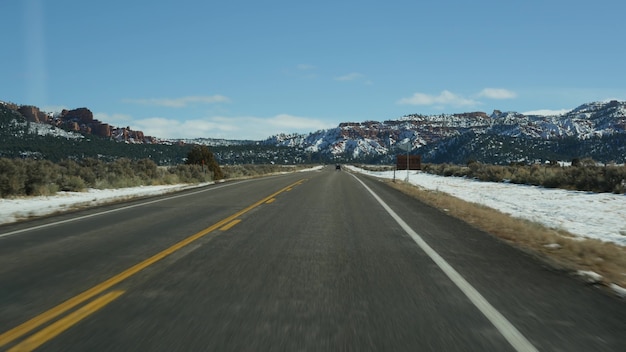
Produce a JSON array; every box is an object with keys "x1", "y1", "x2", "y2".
[
  {"x1": 348, "y1": 166, "x2": 626, "y2": 247},
  {"x1": 0, "y1": 183, "x2": 210, "y2": 225}
]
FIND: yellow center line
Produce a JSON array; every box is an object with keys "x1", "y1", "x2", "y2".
[
  {"x1": 8, "y1": 291, "x2": 125, "y2": 352},
  {"x1": 265, "y1": 198, "x2": 276, "y2": 204},
  {"x1": 219, "y1": 219, "x2": 241, "y2": 231},
  {"x1": 0, "y1": 179, "x2": 305, "y2": 348}
]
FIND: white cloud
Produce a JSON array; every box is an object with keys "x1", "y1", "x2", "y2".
[
  {"x1": 130, "y1": 117, "x2": 234, "y2": 138},
  {"x1": 397, "y1": 90, "x2": 478, "y2": 107},
  {"x1": 94, "y1": 112, "x2": 133, "y2": 124},
  {"x1": 477, "y1": 88, "x2": 517, "y2": 99},
  {"x1": 265, "y1": 114, "x2": 331, "y2": 130},
  {"x1": 130, "y1": 114, "x2": 334, "y2": 140},
  {"x1": 335, "y1": 73, "x2": 364, "y2": 81},
  {"x1": 522, "y1": 109, "x2": 571, "y2": 116},
  {"x1": 123, "y1": 95, "x2": 230, "y2": 108}
]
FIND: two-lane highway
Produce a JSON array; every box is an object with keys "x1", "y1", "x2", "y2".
[{"x1": 1, "y1": 167, "x2": 624, "y2": 351}]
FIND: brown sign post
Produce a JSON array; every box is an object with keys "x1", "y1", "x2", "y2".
[{"x1": 396, "y1": 155, "x2": 421, "y2": 170}]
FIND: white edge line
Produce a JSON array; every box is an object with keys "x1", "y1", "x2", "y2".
[
  {"x1": 350, "y1": 174, "x2": 538, "y2": 352},
  {"x1": 0, "y1": 180, "x2": 250, "y2": 239}
]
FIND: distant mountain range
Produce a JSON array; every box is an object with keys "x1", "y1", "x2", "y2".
[
  {"x1": 2, "y1": 99, "x2": 626, "y2": 164},
  {"x1": 260, "y1": 100, "x2": 626, "y2": 164}
]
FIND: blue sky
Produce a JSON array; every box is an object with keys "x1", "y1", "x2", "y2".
[{"x1": 2, "y1": 0, "x2": 625, "y2": 140}]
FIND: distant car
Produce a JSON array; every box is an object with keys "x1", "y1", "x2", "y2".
[{"x1": 335, "y1": 164, "x2": 341, "y2": 170}]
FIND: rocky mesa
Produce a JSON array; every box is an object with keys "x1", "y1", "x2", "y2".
[{"x1": 4, "y1": 104, "x2": 155, "y2": 143}]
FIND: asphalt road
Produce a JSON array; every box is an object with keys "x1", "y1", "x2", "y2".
[{"x1": 0, "y1": 166, "x2": 624, "y2": 351}]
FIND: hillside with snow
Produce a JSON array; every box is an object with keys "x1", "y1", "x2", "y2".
[{"x1": 263, "y1": 100, "x2": 626, "y2": 164}]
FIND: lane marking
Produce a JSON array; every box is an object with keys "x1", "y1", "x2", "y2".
[
  {"x1": 265, "y1": 198, "x2": 276, "y2": 204},
  {"x1": 219, "y1": 219, "x2": 241, "y2": 231},
  {"x1": 0, "y1": 179, "x2": 305, "y2": 348},
  {"x1": 8, "y1": 291, "x2": 125, "y2": 352},
  {"x1": 0, "y1": 180, "x2": 253, "y2": 240},
  {"x1": 350, "y1": 174, "x2": 538, "y2": 352}
]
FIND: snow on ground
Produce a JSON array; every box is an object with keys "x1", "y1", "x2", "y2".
[
  {"x1": 347, "y1": 166, "x2": 626, "y2": 247},
  {"x1": 0, "y1": 183, "x2": 210, "y2": 225},
  {"x1": 298, "y1": 165, "x2": 324, "y2": 172}
]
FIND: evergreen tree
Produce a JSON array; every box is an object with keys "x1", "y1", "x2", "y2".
[{"x1": 185, "y1": 145, "x2": 224, "y2": 179}]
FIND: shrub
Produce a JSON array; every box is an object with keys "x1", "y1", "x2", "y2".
[
  {"x1": 78, "y1": 167, "x2": 97, "y2": 187},
  {"x1": 24, "y1": 159, "x2": 60, "y2": 195},
  {"x1": 80, "y1": 158, "x2": 107, "y2": 180},
  {"x1": 602, "y1": 166, "x2": 626, "y2": 194},
  {"x1": 0, "y1": 156, "x2": 234, "y2": 198},
  {"x1": 60, "y1": 175, "x2": 86, "y2": 192},
  {"x1": 422, "y1": 160, "x2": 625, "y2": 194},
  {"x1": 134, "y1": 159, "x2": 158, "y2": 181},
  {"x1": 222, "y1": 165, "x2": 247, "y2": 178},
  {"x1": 510, "y1": 167, "x2": 530, "y2": 185},
  {"x1": 542, "y1": 168, "x2": 565, "y2": 189},
  {"x1": 31, "y1": 182, "x2": 60, "y2": 196},
  {"x1": 443, "y1": 164, "x2": 463, "y2": 177},
  {"x1": 169, "y1": 164, "x2": 212, "y2": 183},
  {"x1": 58, "y1": 159, "x2": 82, "y2": 177},
  {"x1": 0, "y1": 158, "x2": 26, "y2": 197}
]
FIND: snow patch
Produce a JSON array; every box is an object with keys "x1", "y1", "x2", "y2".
[
  {"x1": 0, "y1": 184, "x2": 209, "y2": 225},
  {"x1": 610, "y1": 283, "x2": 626, "y2": 298},
  {"x1": 298, "y1": 165, "x2": 324, "y2": 172},
  {"x1": 576, "y1": 270, "x2": 603, "y2": 284},
  {"x1": 544, "y1": 243, "x2": 562, "y2": 249},
  {"x1": 348, "y1": 166, "x2": 626, "y2": 246}
]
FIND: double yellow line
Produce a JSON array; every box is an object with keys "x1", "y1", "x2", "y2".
[{"x1": 0, "y1": 179, "x2": 304, "y2": 351}]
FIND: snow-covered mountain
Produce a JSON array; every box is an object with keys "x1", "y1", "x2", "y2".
[
  {"x1": 492, "y1": 100, "x2": 626, "y2": 139},
  {"x1": 262, "y1": 101, "x2": 626, "y2": 163},
  {"x1": 3, "y1": 99, "x2": 626, "y2": 164}
]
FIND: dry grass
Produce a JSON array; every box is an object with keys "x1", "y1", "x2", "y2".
[
  {"x1": 222, "y1": 164, "x2": 310, "y2": 179},
  {"x1": 386, "y1": 180, "x2": 626, "y2": 290}
]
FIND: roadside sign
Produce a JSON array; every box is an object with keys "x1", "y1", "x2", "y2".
[{"x1": 396, "y1": 155, "x2": 421, "y2": 170}]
